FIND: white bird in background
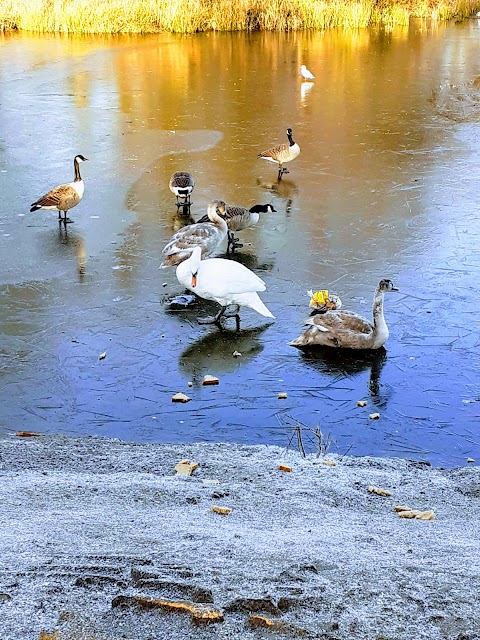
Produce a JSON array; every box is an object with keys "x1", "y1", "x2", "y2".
[
  {"x1": 300, "y1": 64, "x2": 315, "y2": 81},
  {"x1": 176, "y1": 246, "x2": 275, "y2": 331}
]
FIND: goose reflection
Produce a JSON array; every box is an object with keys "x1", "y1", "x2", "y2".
[
  {"x1": 298, "y1": 347, "x2": 388, "y2": 398},
  {"x1": 257, "y1": 177, "x2": 299, "y2": 215},
  {"x1": 178, "y1": 325, "x2": 269, "y2": 378},
  {"x1": 172, "y1": 208, "x2": 195, "y2": 232},
  {"x1": 55, "y1": 225, "x2": 87, "y2": 278}
]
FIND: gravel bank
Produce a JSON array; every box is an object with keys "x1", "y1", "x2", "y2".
[{"x1": 0, "y1": 436, "x2": 479, "y2": 639}]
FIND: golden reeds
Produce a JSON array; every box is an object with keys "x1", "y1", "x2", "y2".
[{"x1": 1, "y1": 0, "x2": 479, "y2": 33}]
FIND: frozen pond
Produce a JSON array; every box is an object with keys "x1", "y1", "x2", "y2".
[{"x1": 1, "y1": 22, "x2": 480, "y2": 467}]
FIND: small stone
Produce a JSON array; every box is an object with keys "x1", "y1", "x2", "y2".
[
  {"x1": 203, "y1": 375, "x2": 219, "y2": 385},
  {"x1": 0, "y1": 593, "x2": 12, "y2": 602},
  {"x1": 172, "y1": 392, "x2": 191, "y2": 403},
  {"x1": 278, "y1": 392, "x2": 288, "y2": 399},
  {"x1": 278, "y1": 464, "x2": 292, "y2": 472},
  {"x1": 187, "y1": 381, "x2": 193, "y2": 387},
  {"x1": 357, "y1": 400, "x2": 367, "y2": 407},
  {"x1": 467, "y1": 458, "x2": 475, "y2": 463},
  {"x1": 369, "y1": 412, "x2": 380, "y2": 420},
  {"x1": 162, "y1": 282, "x2": 168, "y2": 287},
  {"x1": 233, "y1": 350, "x2": 242, "y2": 357},
  {"x1": 98, "y1": 351, "x2": 107, "y2": 360}
]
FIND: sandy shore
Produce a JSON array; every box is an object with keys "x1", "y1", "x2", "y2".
[{"x1": 0, "y1": 436, "x2": 479, "y2": 639}]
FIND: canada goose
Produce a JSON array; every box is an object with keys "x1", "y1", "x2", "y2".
[
  {"x1": 160, "y1": 200, "x2": 228, "y2": 268},
  {"x1": 258, "y1": 128, "x2": 300, "y2": 180},
  {"x1": 290, "y1": 279, "x2": 398, "y2": 350},
  {"x1": 169, "y1": 171, "x2": 195, "y2": 208},
  {"x1": 300, "y1": 65, "x2": 315, "y2": 80},
  {"x1": 176, "y1": 246, "x2": 274, "y2": 331},
  {"x1": 30, "y1": 155, "x2": 88, "y2": 223},
  {"x1": 197, "y1": 203, "x2": 276, "y2": 251}
]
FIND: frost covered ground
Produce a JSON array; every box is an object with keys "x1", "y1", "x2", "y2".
[{"x1": 0, "y1": 436, "x2": 479, "y2": 639}]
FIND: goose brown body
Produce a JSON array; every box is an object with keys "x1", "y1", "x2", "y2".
[
  {"x1": 258, "y1": 128, "x2": 300, "y2": 179},
  {"x1": 197, "y1": 202, "x2": 276, "y2": 250}
]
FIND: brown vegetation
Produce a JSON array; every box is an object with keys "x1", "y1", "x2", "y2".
[{"x1": 0, "y1": 0, "x2": 479, "y2": 33}]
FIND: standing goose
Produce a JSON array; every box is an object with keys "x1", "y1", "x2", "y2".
[
  {"x1": 258, "y1": 128, "x2": 300, "y2": 180},
  {"x1": 30, "y1": 155, "x2": 88, "y2": 223},
  {"x1": 176, "y1": 246, "x2": 275, "y2": 331},
  {"x1": 197, "y1": 203, "x2": 276, "y2": 251},
  {"x1": 289, "y1": 279, "x2": 398, "y2": 350},
  {"x1": 169, "y1": 171, "x2": 195, "y2": 208},
  {"x1": 160, "y1": 200, "x2": 228, "y2": 268},
  {"x1": 300, "y1": 64, "x2": 315, "y2": 80}
]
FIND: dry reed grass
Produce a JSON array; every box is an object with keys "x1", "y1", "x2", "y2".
[{"x1": 0, "y1": 0, "x2": 479, "y2": 33}]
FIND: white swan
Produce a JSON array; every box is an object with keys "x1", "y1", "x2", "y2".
[
  {"x1": 176, "y1": 246, "x2": 275, "y2": 330},
  {"x1": 290, "y1": 279, "x2": 398, "y2": 350},
  {"x1": 161, "y1": 200, "x2": 228, "y2": 267},
  {"x1": 300, "y1": 65, "x2": 315, "y2": 80}
]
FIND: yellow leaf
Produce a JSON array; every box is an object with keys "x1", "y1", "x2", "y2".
[
  {"x1": 211, "y1": 505, "x2": 231, "y2": 515},
  {"x1": 174, "y1": 460, "x2": 199, "y2": 476},
  {"x1": 368, "y1": 486, "x2": 392, "y2": 497}
]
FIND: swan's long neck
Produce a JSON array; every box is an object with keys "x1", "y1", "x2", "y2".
[
  {"x1": 287, "y1": 131, "x2": 295, "y2": 147},
  {"x1": 207, "y1": 206, "x2": 228, "y2": 233},
  {"x1": 189, "y1": 248, "x2": 202, "y2": 274},
  {"x1": 73, "y1": 158, "x2": 82, "y2": 182},
  {"x1": 372, "y1": 286, "x2": 388, "y2": 346}
]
